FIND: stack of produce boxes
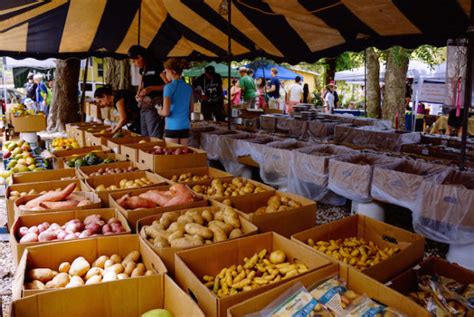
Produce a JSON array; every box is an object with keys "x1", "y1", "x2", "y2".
[{"x1": 8, "y1": 126, "x2": 453, "y2": 317}]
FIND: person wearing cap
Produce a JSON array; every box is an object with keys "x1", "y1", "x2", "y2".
[
  {"x1": 128, "y1": 45, "x2": 170, "y2": 138},
  {"x1": 24, "y1": 73, "x2": 37, "y2": 102},
  {"x1": 324, "y1": 81, "x2": 337, "y2": 113},
  {"x1": 238, "y1": 67, "x2": 257, "y2": 108},
  {"x1": 193, "y1": 65, "x2": 225, "y2": 121}
]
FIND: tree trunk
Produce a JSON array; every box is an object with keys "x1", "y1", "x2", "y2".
[
  {"x1": 105, "y1": 58, "x2": 131, "y2": 91},
  {"x1": 48, "y1": 59, "x2": 81, "y2": 132},
  {"x1": 382, "y1": 47, "x2": 409, "y2": 129},
  {"x1": 325, "y1": 57, "x2": 337, "y2": 85},
  {"x1": 366, "y1": 47, "x2": 381, "y2": 118}
]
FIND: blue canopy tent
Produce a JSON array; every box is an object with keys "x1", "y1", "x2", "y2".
[{"x1": 250, "y1": 64, "x2": 303, "y2": 81}]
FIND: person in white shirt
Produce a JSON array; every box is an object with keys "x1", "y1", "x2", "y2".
[
  {"x1": 287, "y1": 76, "x2": 303, "y2": 112},
  {"x1": 324, "y1": 83, "x2": 335, "y2": 113}
]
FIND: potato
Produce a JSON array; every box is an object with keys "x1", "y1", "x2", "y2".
[
  {"x1": 145, "y1": 226, "x2": 169, "y2": 240},
  {"x1": 201, "y1": 209, "x2": 213, "y2": 222},
  {"x1": 122, "y1": 250, "x2": 140, "y2": 265},
  {"x1": 214, "y1": 210, "x2": 224, "y2": 221},
  {"x1": 153, "y1": 236, "x2": 170, "y2": 248},
  {"x1": 229, "y1": 229, "x2": 243, "y2": 239},
  {"x1": 69, "y1": 257, "x2": 91, "y2": 277},
  {"x1": 145, "y1": 270, "x2": 154, "y2": 276},
  {"x1": 85, "y1": 275, "x2": 102, "y2": 285},
  {"x1": 168, "y1": 230, "x2": 185, "y2": 241},
  {"x1": 167, "y1": 222, "x2": 185, "y2": 233},
  {"x1": 160, "y1": 212, "x2": 179, "y2": 228},
  {"x1": 28, "y1": 268, "x2": 57, "y2": 283},
  {"x1": 110, "y1": 254, "x2": 122, "y2": 264},
  {"x1": 46, "y1": 272, "x2": 70, "y2": 288},
  {"x1": 92, "y1": 255, "x2": 108, "y2": 269},
  {"x1": 185, "y1": 210, "x2": 204, "y2": 225},
  {"x1": 184, "y1": 223, "x2": 213, "y2": 239},
  {"x1": 104, "y1": 259, "x2": 114, "y2": 269},
  {"x1": 85, "y1": 267, "x2": 103, "y2": 280},
  {"x1": 105, "y1": 263, "x2": 124, "y2": 275},
  {"x1": 269, "y1": 250, "x2": 286, "y2": 264},
  {"x1": 131, "y1": 263, "x2": 146, "y2": 277},
  {"x1": 170, "y1": 237, "x2": 202, "y2": 248},
  {"x1": 124, "y1": 262, "x2": 136, "y2": 275},
  {"x1": 223, "y1": 208, "x2": 241, "y2": 229},
  {"x1": 102, "y1": 270, "x2": 118, "y2": 282},
  {"x1": 66, "y1": 276, "x2": 84, "y2": 288},
  {"x1": 209, "y1": 225, "x2": 227, "y2": 242},
  {"x1": 117, "y1": 273, "x2": 129, "y2": 280},
  {"x1": 58, "y1": 262, "x2": 70, "y2": 273},
  {"x1": 177, "y1": 214, "x2": 194, "y2": 225},
  {"x1": 25, "y1": 280, "x2": 46, "y2": 290}
]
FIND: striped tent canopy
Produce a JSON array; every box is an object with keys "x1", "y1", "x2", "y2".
[{"x1": 0, "y1": 0, "x2": 471, "y2": 63}]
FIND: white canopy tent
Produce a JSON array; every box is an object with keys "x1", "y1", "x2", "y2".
[{"x1": 335, "y1": 60, "x2": 436, "y2": 84}]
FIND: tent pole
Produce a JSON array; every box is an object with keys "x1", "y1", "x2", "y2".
[
  {"x1": 364, "y1": 49, "x2": 367, "y2": 117},
  {"x1": 80, "y1": 57, "x2": 89, "y2": 120},
  {"x1": 2, "y1": 57, "x2": 7, "y2": 115},
  {"x1": 460, "y1": 6, "x2": 474, "y2": 170},
  {"x1": 227, "y1": 0, "x2": 232, "y2": 130}
]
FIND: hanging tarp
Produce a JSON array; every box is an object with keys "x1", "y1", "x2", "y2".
[
  {"x1": 251, "y1": 64, "x2": 303, "y2": 80},
  {"x1": 0, "y1": 0, "x2": 470, "y2": 63}
]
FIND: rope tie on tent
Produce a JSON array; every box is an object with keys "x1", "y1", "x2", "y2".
[{"x1": 235, "y1": 0, "x2": 342, "y2": 15}]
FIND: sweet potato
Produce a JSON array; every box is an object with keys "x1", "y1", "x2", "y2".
[
  {"x1": 84, "y1": 214, "x2": 101, "y2": 225},
  {"x1": 19, "y1": 232, "x2": 38, "y2": 243},
  {"x1": 38, "y1": 231, "x2": 57, "y2": 242}
]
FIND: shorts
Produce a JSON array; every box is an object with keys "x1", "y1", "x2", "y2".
[{"x1": 164, "y1": 129, "x2": 189, "y2": 139}]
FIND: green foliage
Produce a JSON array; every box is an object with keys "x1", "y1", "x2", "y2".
[
  {"x1": 411, "y1": 45, "x2": 446, "y2": 67},
  {"x1": 335, "y1": 51, "x2": 364, "y2": 71}
]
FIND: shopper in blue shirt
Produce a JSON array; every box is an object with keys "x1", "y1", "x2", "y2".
[{"x1": 159, "y1": 58, "x2": 193, "y2": 146}]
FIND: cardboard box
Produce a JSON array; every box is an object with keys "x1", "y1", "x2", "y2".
[
  {"x1": 85, "y1": 130, "x2": 134, "y2": 147},
  {"x1": 109, "y1": 185, "x2": 208, "y2": 230},
  {"x1": 14, "y1": 191, "x2": 102, "y2": 220},
  {"x1": 228, "y1": 263, "x2": 429, "y2": 317},
  {"x1": 6, "y1": 179, "x2": 82, "y2": 229},
  {"x1": 12, "y1": 234, "x2": 168, "y2": 299},
  {"x1": 10, "y1": 208, "x2": 131, "y2": 265},
  {"x1": 11, "y1": 115, "x2": 47, "y2": 132},
  {"x1": 9, "y1": 169, "x2": 77, "y2": 185},
  {"x1": 138, "y1": 146, "x2": 208, "y2": 172},
  {"x1": 106, "y1": 136, "x2": 163, "y2": 154},
  {"x1": 77, "y1": 161, "x2": 144, "y2": 179},
  {"x1": 11, "y1": 274, "x2": 204, "y2": 317},
  {"x1": 228, "y1": 190, "x2": 316, "y2": 238},
  {"x1": 388, "y1": 257, "x2": 474, "y2": 315},
  {"x1": 52, "y1": 145, "x2": 110, "y2": 168},
  {"x1": 72, "y1": 125, "x2": 106, "y2": 147},
  {"x1": 120, "y1": 141, "x2": 167, "y2": 162},
  {"x1": 291, "y1": 215, "x2": 425, "y2": 282},
  {"x1": 61, "y1": 152, "x2": 120, "y2": 169},
  {"x1": 83, "y1": 171, "x2": 168, "y2": 205},
  {"x1": 136, "y1": 201, "x2": 258, "y2": 275},
  {"x1": 174, "y1": 232, "x2": 332, "y2": 317},
  {"x1": 89, "y1": 103, "x2": 100, "y2": 119},
  {"x1": 158, "y1": 166, "x2": 233, "y2": 186}
]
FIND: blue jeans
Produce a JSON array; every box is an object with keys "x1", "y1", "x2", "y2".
[{"x1": 140, "y1": 108, "x2": 164, "y2": 138}]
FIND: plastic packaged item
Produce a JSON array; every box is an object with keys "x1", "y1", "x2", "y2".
[
  {"x1": 250, "y1": 282, "x2": 320, "y2": 317},
  {"x1": 309, "y1": 277, "x2": 360, "y2": 315},
  {"x1": 345, "y1": 295, "x2": 405, "y2": 317}
]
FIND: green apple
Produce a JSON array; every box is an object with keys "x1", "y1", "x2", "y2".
[
  {"x1": 28, "y1": 164, "x2": 36, "y2": 171},
  {"x1": 15, "y1": 164, "x2": 29, "y2": 173}
]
